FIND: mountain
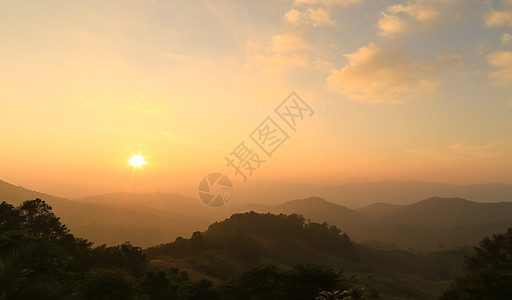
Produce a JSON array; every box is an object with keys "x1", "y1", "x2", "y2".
[
  {"x1": 256, "y1": 196, "x2": 512, "y2": 250},
  {"x1": 70, "y1": 186, "x2": 512, "y2": 250},
  {"x1": 362, "y1": 197, "x2": 512, "y2": 228},
  {"x1": 356, "y1": 202, "x2": 400, "y2": 216},
  {"x1": 271, "y1": 197, "x2": 367, "y2": 235},
  {"x1": 5, "y1": 178, "x2": 512, "y2": 250},
  {"x1": 146, "y1": 211, "x2": 472, "y2": 300},
  {"x1": 0, "y1": 180, "x2": 210, "y2": 247},
  {"x1": 77, "y1": 192, "x2": 207, "y2": 216},
  {"x1": 40, "y1": 183, "x2": 113, "y2": 199},
  {"x1": 0, "y1": 179, "x2": 69, "y2": 206},
  {"x1": 235, "y1": 180, "x2": 512, "y2": 208}
]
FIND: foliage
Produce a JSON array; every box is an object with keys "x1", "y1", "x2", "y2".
[
  {"x1": 0, "y1": 199, "x2": 209, "y2": 299},
  {"x1": 221, "y1": 264, "x2": 364, "y2": 300},
  {"x1": 440, "y1": 227, "x2": 512, "y2": 300},
  {"x1": 146, "y1": 212, "x2": 355, "y2": 279},
  {"x1": 0, "y1": 199, "x2": 379, "y2": 300},
  {"x1": 83, "y1": 268, "x2": 139, "y2": 300},
  {"x1": 0, "y1": 241, "x2": 64, "y2": 300}
]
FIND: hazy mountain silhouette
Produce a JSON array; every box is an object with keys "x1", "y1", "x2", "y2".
[
  {"x1": 361, "y1": 197, "x2": 512, "y2": 228},
  {"x1": 262, "y1": 196, "x2": 512, "y2": 250},
  {"x1": 4, "y1": 178, "x2": 512, "y2": 250},
  {"x1": 236, "y1": 180, "x2": 512, "y2": 208},
  {"x1": 0, "y1": 180, "x2": 209, "y2": 247},
  {"x1": 41, "y1": 183, "x2": 113, "y2": 199},
  {"x1": 77, "y1": 192, "x2": 207, "y2": 216},
  {"x1": 0, "y1": 179, "x2": 69, "y2": 206}
]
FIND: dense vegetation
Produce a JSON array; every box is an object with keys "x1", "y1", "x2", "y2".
[
  {"x1": 440, "y1": 228, "x2": 512, "y2": 300},
  {"x1": 0, "y1": 199, "x2": 375, "y2": 299},
  {"x1": 147, "y1": 212, "x2": 355, "y2": 279},
  {"x1": 146, "y1": 211, "x2": 474, "y2": 299},
  {"x1": 0, "y1": 199, "x2": 222, "y2": 299},
  {"x1": 3, "y1": 198, "x2": 510, "y2": 299}
]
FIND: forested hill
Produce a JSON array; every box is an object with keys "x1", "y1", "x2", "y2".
[
  {"x1": 146, "y1": 211, "x2": 472, "y2": 299},
  {"x1": 147, "y1": 212, "x2": 355, "y2": 273}
]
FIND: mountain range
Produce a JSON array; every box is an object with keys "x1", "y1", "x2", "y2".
[{"x1": 1, "y1": 179, "x2": 512, "y2": 250}]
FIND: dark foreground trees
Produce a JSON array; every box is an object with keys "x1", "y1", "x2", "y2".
[
  {"x1": 0, "y1": 199, "x2": 376, "y2": 300},
  {"x1": 0, "y1": 199, "x2": 218, "y2": 300},
  {"x1": 440, "y1": 227, "x2": 512, "y2": 300}
]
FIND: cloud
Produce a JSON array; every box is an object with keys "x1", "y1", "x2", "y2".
[
  {"x1": 327, "y1": 43, "x2": 439, "y2": 103},
  {"x1": 269, "y1": 34, "x2": 310, "y2": 53},
  {"x1": 378, "y1": 1, "x2": 442, "y2": 37},
  {"x1": 294, "y1": 0, "x2": 362, "y2": 5},
  {"x1": 285, "y1": 7, "x2": 336, "y2": 26},
  {"x1": 388, "y1": 2, "x2": 440, "y2": 22},
  {"x1": 484, "y1": 9, "x2": 512, "y2": 27},
  {"x1": 502, "y1": 33, "x2": 512, "y2": 43},
  {"x1": 245, "y1": 34, "x2": 311, "y2": 74},
  {"x1": 437, "y1": 53, "x2": 464, "y2": 67},
  {"x1": 285, "y1": 0, "x2": 361, "y2": 28},
  {"x1": 487, "y1": 51, "x2": 512, "y2": 85},
  {"x1": 378, "y1": 13, "x2": 408, "y2": 36}
]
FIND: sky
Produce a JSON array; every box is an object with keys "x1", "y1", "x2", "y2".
[{"x1": 1, "y1": 0, "x2": 512, "y2": 197}]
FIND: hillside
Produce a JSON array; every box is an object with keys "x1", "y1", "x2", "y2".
[
  {"x1": 255, "y1": 196, "x2": 512, "y2": 250},
  {"x1": 4, "y1": 178, "x2": 512, "y2": 250},
  {"x1": 0, "y1": 180, "x2": 210, "y2": 247},
  {"x1": 235, "y1": 180, "x2": 512, "y2": 208},
  {"x1": 362, "y1": 197, "x2": 512, "y2": 228},
  {"x1": 146, "y1": 211, "x2": 472, "y2": 300}
]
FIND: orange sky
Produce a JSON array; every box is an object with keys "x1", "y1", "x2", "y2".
[{"x1": 1, "y1": 0, "x2": 512, "y2": 197}]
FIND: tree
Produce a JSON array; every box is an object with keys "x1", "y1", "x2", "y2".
[
  {"x1": 0, "y1": 202, "x2": 23, "y2": 233},
  {"x1": 440, "y1": 227, "x2": 512, "y2": 300},
  {"x1": 18, "y1": 199, "x2": 68, "y2": 239},
  {"x1": 141, "y1": 270, "x2": 178, "y2": 300},
  {"x1": 91, "y1": 242, "x2": 147, "y2": 277},
  {"x1": 222, "y1": 264, "x2": 353, "y2": 300},
  {"x1": 0, "y1": 241, "x2": 63, "y2": 300},
  {"x1": 83, "y1": 268, "x2": 138, "y2": 300},
  {"x1": 223, "y1": 265, "x2": 286, "y2": 299},
  {"x1": 287, "y1": 264, "x2": 344, "y2": 300}
]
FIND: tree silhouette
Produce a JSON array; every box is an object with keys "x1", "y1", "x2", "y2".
[
  {"x1": 0, "y1": 241, "x2": 63, "y2": 300},
  {"x1": 440, "y1": 227, "x2": 512, "y2": 299}
]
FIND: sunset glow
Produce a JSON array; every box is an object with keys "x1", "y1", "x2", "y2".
[
  {"x1": 0, "y1": 0, "x2": 511, "y2": 197},
  {"x1": 128, "y1": 154, "x2": 147, "y2": 168}
]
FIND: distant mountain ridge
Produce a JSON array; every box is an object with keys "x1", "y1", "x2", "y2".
[
  {"x1": 3, "y1": 178, "x2": 512, "y2": 250},
  {"x1": 235, "y1": 180, "x2": 512, "y2": 208},
  {"x1": 0, "y1": 180, "x2": 210, "y2": 247},
  {"x1": 260, "y1": 196, "x2": 512, "y2": 250}
]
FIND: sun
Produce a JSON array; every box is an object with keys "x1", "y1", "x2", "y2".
[{"x1": 128, "y1": 154, "x2": 147, "y2": 168}]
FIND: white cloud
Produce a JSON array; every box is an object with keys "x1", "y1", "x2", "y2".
[
  {"x1": 487, "y1": 50, "x2": 512, "y2": 85},
  {"x1": 285, "y1": 7, "x2": 335, "y2": 26},
  {"x1": 484, "y1": 9, "x2": 512, "y2": 27},
  {"x1": 327, "y1": 43, "x2": 439, "y2": 104}
]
